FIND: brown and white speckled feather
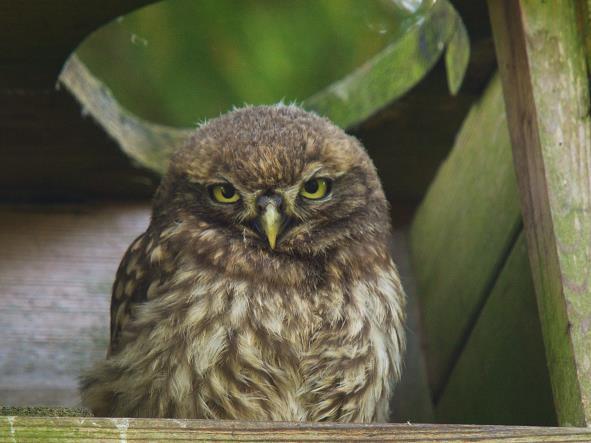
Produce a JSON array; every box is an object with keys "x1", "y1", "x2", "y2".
[{"x1": 81, "y1": 105, "x2": 405, "y2": 422}]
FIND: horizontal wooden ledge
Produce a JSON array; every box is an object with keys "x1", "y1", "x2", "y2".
[{"x1": 2, "y1": 416, "x2": 591, "y2": 441}]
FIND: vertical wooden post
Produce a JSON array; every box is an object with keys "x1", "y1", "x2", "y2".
[{"x1": 488, "y1": 0, "x2": 591, "y2": 426}]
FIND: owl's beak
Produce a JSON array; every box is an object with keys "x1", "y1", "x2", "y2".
[
  {"x1": 256, "y1": 194, "x2": 283, "y2": 249},
  {"x1": 260, "y1": 204, "x2": 281, "y2": 249}
]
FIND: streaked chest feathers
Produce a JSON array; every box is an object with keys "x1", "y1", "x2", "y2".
[{"x1": 110, "y1": 251, "x2": 404, "y2": 422}]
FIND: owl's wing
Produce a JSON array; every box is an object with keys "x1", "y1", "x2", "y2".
[{"x1": 108, "y1": 232, "x2": 158, "y2": 357}]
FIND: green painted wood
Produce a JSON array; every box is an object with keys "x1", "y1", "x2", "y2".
[
  {"x1": 489, "y1": 0, "x2": 591, "y2": 426},
  {"x1": 2, "y1": 416, "x2": 591, "y2": 441},
  {"x1": 409, "y1": 74, "x2": 522, "y2": 397},
  {"x1": 436, "y1": 233, "x2": 556, "y2": 425},
  {"x1": 0, "y1": 408, "x2": 90, "y2": 418},
  {"x1": 303, "y1": 0, "x2": 469, "y2": 128}
]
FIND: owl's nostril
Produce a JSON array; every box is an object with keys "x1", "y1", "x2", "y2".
[{"x1": 256, "y1": 193, "x2": 283, "y2": 212}]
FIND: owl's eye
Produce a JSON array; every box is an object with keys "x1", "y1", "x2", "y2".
[
  {"x1": 300, "y1": 178, "x2": 332, "y2": 200},
  {"x1": 209, "y1": 183, "x2": 240, "y2": 203}
]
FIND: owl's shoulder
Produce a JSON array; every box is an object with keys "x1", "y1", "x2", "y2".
[{"x1": 108, "y1": 229, "x2": 175, "y2": 356}]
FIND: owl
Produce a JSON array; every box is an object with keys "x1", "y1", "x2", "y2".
[{"x1": 80, "y1": 105, "x2": 405, "y2": 422}]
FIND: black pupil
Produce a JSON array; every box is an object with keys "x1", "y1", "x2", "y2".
[
  {"x1": 305, "y1": 179, "x2": 320, "y2": 194},
  {"x1": 221, "y1": 185, "x2": 235, "y2": 198}
]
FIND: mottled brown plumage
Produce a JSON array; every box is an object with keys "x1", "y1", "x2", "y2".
[{"x1": 81, "y1": 105, "x2": 405, "y2": 422}]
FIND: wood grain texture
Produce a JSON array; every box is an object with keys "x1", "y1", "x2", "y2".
[
  {"x1": 489, "y1": 0, "x2": 591, "y2": 426},
  {"x1": 410, "y1": 74, "x2": 522, "y2": 396},
  {"x1": 0, "y1": 204, "x2": 150, "y2": 406},
  {"x1": 436, "y1": 233, "x2": 555, "y2": 425},
  {"x1": 2, "y1": 416, "x2": 591, "y2": 442}
]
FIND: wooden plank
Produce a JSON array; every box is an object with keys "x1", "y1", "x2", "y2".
[
  {"x1": 488, "y1": 0, "x2": 591, "y2": 426},
  {"x1": 2, "y1": 417, "x2": 591, "y2": 442},
  {"x1": 0, "y1": 408, "x2": 90, "y2": 418},
  {"x1": 436, "y1": 233, "x2": 555, "y2": 425},
  {"x1": 59, "y1": 57, "x2": 192, "y2": 174},
  {"x1": 409, "y1": 74, "x2": 521, "y2": 396},
  {"x1": 0, "y1": 204, "x2": 150, "y2": 406}
]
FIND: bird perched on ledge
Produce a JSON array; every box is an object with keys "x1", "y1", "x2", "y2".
[{"x1": 81, "y1": 105, "x2": 405, "y2": 422}]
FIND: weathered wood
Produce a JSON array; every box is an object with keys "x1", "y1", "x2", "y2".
[
  {"x1": 304, "y1": 0, "x2": 469, "y2": 128},
  {"x1": 0, "y1": 408, "x2": 90, "y2": 418},
  {"x1": 60, "y1": 57, "x2": 192, "y2": 174},
  {"x1": 2, "y1": 416, "x2": 591, "y2": 442},
  {"x1": 410, "y1": 74, "x2": 521, "y2": 396},
  {"x1": 488, "y1": 0, "x2": 591, "y2": 426},
  {"x1": 0, "y1": 204, "x2": 150, "y2": 406},
  {"x1": 436, "y1": 234, "x2": 555, "y2": 425}
]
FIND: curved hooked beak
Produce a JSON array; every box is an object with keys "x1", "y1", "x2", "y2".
[
  {"x1": 260, "y1": 204, "x2": 281, "y2": 249},
  {"x1": 256, "y1": 194, "x2": 284, "y2": 250}
]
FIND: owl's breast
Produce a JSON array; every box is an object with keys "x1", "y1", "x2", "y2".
[
  {"x1": 168, "y1": 276, "x2": 324, "y2": 420},
  {"x1": 99, "y1": 257, "x2": 403, "y2": 421}
]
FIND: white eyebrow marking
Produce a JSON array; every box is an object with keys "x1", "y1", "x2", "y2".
[{"x1": 302, "y1": 164, "x2": 331, "y2": 181}]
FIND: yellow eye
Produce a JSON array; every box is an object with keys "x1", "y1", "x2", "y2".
[
  {"x1": 209, "y1": 183, "x2": 240, "y2": 203},
  {"x1": 300, "y1": 178, "x2": 331, "y2": 200}
]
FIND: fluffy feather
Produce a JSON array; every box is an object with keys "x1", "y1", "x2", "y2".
[{"x1": 81, "y1": 105, "x2": 405, "y2": 422}]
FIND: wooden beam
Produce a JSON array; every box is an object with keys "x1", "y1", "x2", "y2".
[
  {"x1": 410, "y1": 74, "x2": 521, "y2": 397},
  {"x1": 488, "y1": 0, "x2": 591, "y2": 426},
  {"x1": 2, "y1": 416, "x2": 591, "y2": 441},
  {"x1": 436, "y1": 233, "x2": 555, "y2": 425}
]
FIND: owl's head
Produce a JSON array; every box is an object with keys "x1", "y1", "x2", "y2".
[{"x1": 153, "y1": 105, "x2": 390, "y2": 258}]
